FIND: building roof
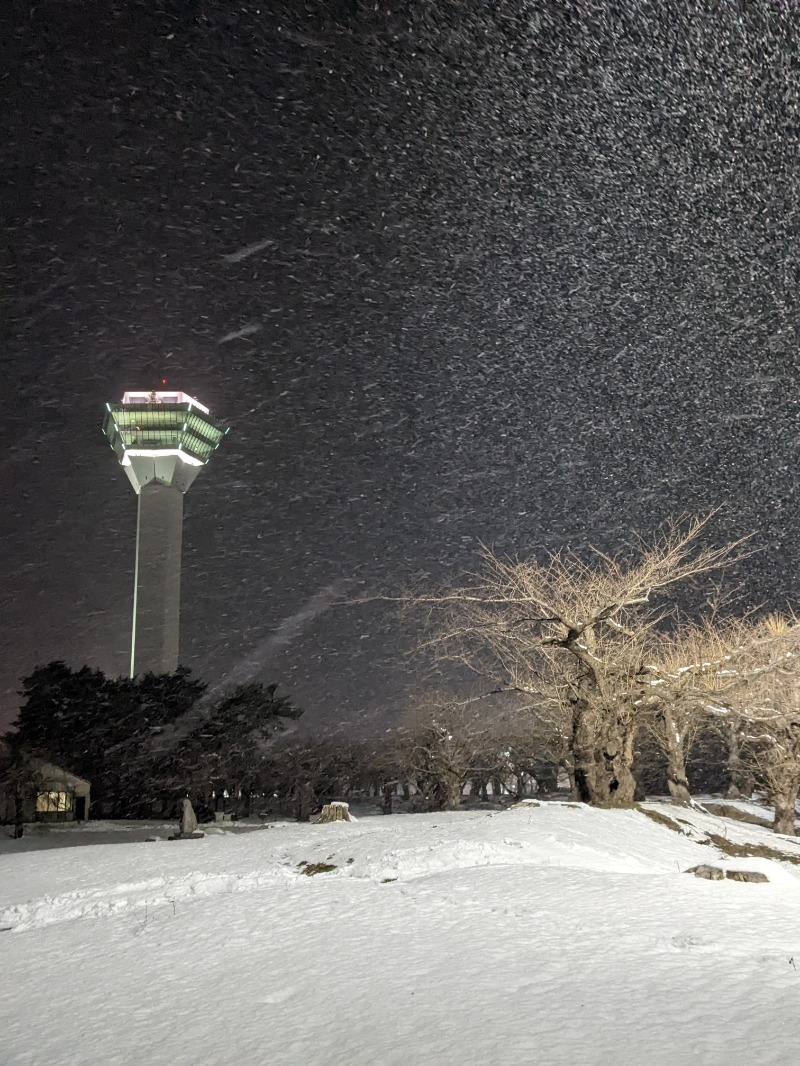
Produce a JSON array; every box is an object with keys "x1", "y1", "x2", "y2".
[{"x1": 33, "y1": 761, "x2": 91, "y2": 792}]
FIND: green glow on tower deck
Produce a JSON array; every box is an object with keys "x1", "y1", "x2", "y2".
[{"x1": 103, "y1": 390, "x2": 227, "y2": 472}]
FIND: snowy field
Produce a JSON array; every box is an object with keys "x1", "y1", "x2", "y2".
[{"x1": 3, "y1": 802, "x2": 800, "y2": 1066}]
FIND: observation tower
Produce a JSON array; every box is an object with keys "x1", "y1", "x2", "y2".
[{"x1": 102, "y1": 388, "x2": 227, "y2": 677}]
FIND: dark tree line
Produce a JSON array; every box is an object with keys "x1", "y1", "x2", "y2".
[
  {"x1": 2, "y1": 663, "x2": 301, "y2": 820},
  {"x1": 1, "y1": 664, "x2": 562, "y2": 822},
  {"x1": 2, "y1": 623, "x2": 796, "y2": 834}
]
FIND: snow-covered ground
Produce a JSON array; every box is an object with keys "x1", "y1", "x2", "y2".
[{"x1": 3, "y1": 801, "x2": 800, "y2": 1065}]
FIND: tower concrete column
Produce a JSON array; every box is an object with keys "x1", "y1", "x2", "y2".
[{"x1": 132, "y1": 483, "x2": 185, "y2": 676}]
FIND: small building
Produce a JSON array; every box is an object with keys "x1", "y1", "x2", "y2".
[
  {"x1": 1, "y1": 761, "x2": 91, "y2": 825},
  {"x1": 32, "y1": 763, "x2": 91, "y2": 822}
]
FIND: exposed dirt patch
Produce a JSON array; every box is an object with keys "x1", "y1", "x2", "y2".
[
  {"x1": 637, "y1": 807, "x2": 689, "y2": 835},
  {"x1": 702, "y1": 833, "x2": 800, "y2": 866},
  {"x1": 298, "y1": 861, "x2": 337, "y2": 876},
  {"x1": 701, "y1": 803, "x2": 772, "y2": 829}
]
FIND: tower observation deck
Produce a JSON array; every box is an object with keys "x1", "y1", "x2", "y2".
[{"x1": 103, "y1": 390, "x2": 227, "y2": 677}]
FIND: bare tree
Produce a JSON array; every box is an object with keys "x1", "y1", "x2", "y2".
[
  {"x1": 726, "y1": 615, "x2": 800, "y2": 836},
  {"x1": 484, "y1": 706, "x2": 565, "y2": 801},
  {"x1": 266, "y1": 737, "x2": 369, "y2": 821},
  {"x1": 640, "y1": 612, "x2": 800, "y2": 829},
  {"x1": 394, "y1": 694, "x2": 495, "y2": 811},
  {"x1": 637, "y1": 616, "x2": 755, "y2": 806},
  {"x1": 415, "y1": 516, "x2": 747, "y2": 808}
]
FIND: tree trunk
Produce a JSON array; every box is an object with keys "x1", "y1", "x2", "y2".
[
  {"x1": 535, "y1": 761, "x2": 558, "y2": 797},
  {"x1": 771, "y1": 784, "x2": 799, "y2": 836},
  {"x1": 663, "y1": 707, "x2": 693, "y2": 806},
  {"x1": 772, "y1": 788, "x2": 797, "y2": 835},
  {"x1": 726, "y1": 722, "x2": 754, "y2": 799},
  {"x1": 561, "y1": 758, "x2": 578, "y2": 801},
  {"x1": 13, "y1": 793, "x2": 25, "y2": 839},
  {"x1": 295, "y1": 781, "x2": 314, "y2": 822},
  {"x1": 436, "y1": 771, "x2": 463, "y2": 810},
  {"x1": 572, "y1": 704, "x2": 638, "y2": 807}
]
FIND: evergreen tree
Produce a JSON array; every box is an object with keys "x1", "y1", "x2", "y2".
[
  {"x1": 6, "y1": 663, "x2": 207, "y2": 817},
  {"x1": 181, "y1": 683, "x2": 303, "y2": 817}
]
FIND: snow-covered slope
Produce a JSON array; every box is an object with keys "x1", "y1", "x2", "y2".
[{"x1": 3, "y1": 803, "x2": 800, "y2": 1065}]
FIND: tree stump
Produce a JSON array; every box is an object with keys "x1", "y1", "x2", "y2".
[{"x1": 317, "y1": 802, "x2": 352, "y2": 823}]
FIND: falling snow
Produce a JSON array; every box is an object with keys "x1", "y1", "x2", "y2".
[{"x1": 2, "y1": 2, "x2": 799, "y2": 730}]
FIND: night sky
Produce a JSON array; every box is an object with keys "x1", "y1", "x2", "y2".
[{"x1": 2, "y1": 1, "x2": 799, "y2": 732}]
